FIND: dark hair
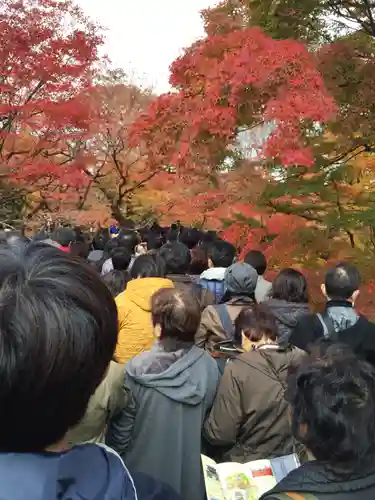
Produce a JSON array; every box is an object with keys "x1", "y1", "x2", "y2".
[
  {"x1": 272, "y1": 268, "x2": 309, "y2": 303},
  {"x1": 152, "y1": 288, "x2": 201, "y2": 342},
  {"x1": 0, "y1": 231, "x2": 29, "y2": 248},
  {"x1": 234, "y1": 304, "x2": 278, "y2": 345},
  {"x1": 92, "y1": 229, "x2": 110, "y2": 251},
  {"x1": 69, "y1": 241, "x2": 90, "y2": 260},
  {"x1": 208, "y1": 240, "x2": 236, "y2": 268},
  {"x1": 180, "y1": 228, "x2": 201, "y2": 250},
  {"x1": 102, "y1": 269, "x2": 131, "y2": 297},
  {"x1": 111, "y1": 247, "x2": 132, "y2": 271},
  {"x1": 131, "y1": 254, "x2": 166, "y2": 279},
  {"x1": 244, "y1": 250, "x2": 267, "y2": 276},
  {"x1": 0, "y1": 243, "x2": 118, "y2": 452},
  {"x1": 325, "y1": 263, "x2": 361, "y2": 300},
  {"x1": 159, "y1": 242, "x2": 191, "y2": 275},
  {"x1": 103, "y1": 238, "x2": 120, "y2": 259},
  {"x1": 147, "y1": 232, "x2": 164, "y2": 251},
  {"x1": 167, "y1": 230, "x2": 179, "y2": 242},
  {"x1": 116, "y1": 229, "x2": 139, "y2": 253},
  {"x1": 51, "y1": 228, "x2": 76, "y2": 247},
  {"x1": 287, "y1": 345, "x2": 375, "y2": 469},
  {"x1": 189, "y1": 247, "x2": 208, "y2": 275}
]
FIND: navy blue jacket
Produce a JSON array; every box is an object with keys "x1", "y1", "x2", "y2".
[{"x1": 0, "y1": 444, "x2": 181, "y2": 500}]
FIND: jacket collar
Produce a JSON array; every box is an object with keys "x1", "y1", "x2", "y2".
[
  {"x1": 326, "y1": 300, "x2": 354, "y2": 309},
  {"x1": 268, "y1": 460, "x2": 375, "y2": 497}
]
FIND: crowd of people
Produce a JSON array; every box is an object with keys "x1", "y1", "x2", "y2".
[{"x1": 1, "y1": 224, "x2": 375, "y2": 499}]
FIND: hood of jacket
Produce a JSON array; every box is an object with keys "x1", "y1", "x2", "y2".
[
  {"x1": 124, "y1": 277, "x2": 173, "y2": 311},
  {"x1": 200, "y1": 267, "x2": 226, "y2": 281},
  {"x1": 266, "y1": 299, "x2": 309, "y2": 328},
  {"x1": 264, "y1": 460, "x2": 375, "y2": 498},
  {"x1": 0, "y1": 444, "x2": 136, "y2": 500},
  {"x1": 326, "y1": 301, "x2": 360, "y2": 332},
  {"x1": 126, "y1": 343, "x2": 211, "y2": 405}
]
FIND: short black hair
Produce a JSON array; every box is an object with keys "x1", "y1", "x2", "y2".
[
  {"x1": 102, "y1": 269, "x2": 131, "y2": 297},
  {"x1": 104, "y1": 238, "x2": 120, "y2": 259},
  {"x1": 152, "y1": 288, "x2": 201, "y2": 343},
  {"x1": 287, "y1": 345, "x2": 375, "y2": 469},
  {"x1": 111, "y1": 247, "x2": 132, "y2": 271},
  {"x1": 159, "y1": 242, "x2": 191, "y2": 275},
  {"x1": 179, "y1": 228, "x2": 201, "y2": 250},
  {"x1": 272, "y1": 268, "x2": 309, "y2": 303},
  {"x1": 51, "y1": 228, "x2": 76, "y2": 247},
  {"x1": 0, "y1": 243, "x2": 118, "y2": 452},
  {"x1": 325, "y1": 263, "x2": 361, "y2": 300},
  {"x1": 147, "y1": 232, "x2": 164, "y2": 251},
  {"x1": 116, "y1": 229, "x2": 139, "y2": 253},
  {"x1": 208, "y1": 240, "x2": 236, "y2": 268},
  {"x1": 92, "y1": 229, "x2": 110, "y2": 251},
  {"x1": 131, "y1": 254, "x2": 166, "y2": 278},
  {"x1": 244, "y1": 250, "x2": 267, "y2": 276}
]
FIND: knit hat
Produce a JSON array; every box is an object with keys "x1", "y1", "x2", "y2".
[{"x1": 224, "y1": 262, "x2": 258, "y2": 296}]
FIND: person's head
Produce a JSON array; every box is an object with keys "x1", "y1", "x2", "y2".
[
  {"x1": 130, "y1": 254, "x2": 166, "y2": 279},
  {"x1": 207, "y1": 240, "x2": 236, "y2": 269},
  {"x1": 51, "y1": 228, "x2": 76, "y2": 248},
  {"x1": 179, "y1": 228, "x2": 201, "y2": 250},
  {"x1": 159, "y1": 242, "x2": 191, "y2": 275},
  {"x1": 287, "y1": 344, "x2": 375, "y2": 469},
  {"x1": 111, "y1": 247, "x2": 132, "y2": 271},
  {"x1": 323, "y1": 263, "x2": 361, "y2": 303},
  {"x1": 147, "y1": 232, "x2": 164, "y2": 251},
  {"x1": 103, "y1": 238, "x2": 119, "y2": 259},
  {"x1": 69, "y1": 241, "x2": 90, "y2": 260},
  {"x1": 102, "y1": 269, "x2": 131, "y2": 297},
  {"x1": 151, "y1": 288, "x2": 201, "y2": 343},
  {"x1": 223, "y1": 262, "x2": 258, "y2": 299},
  {"x1": 244, "y1": 250, "x2": 268, "y2": 276},
  {"x1": 235, "y1": 304, "x2": 278, "y2": 350},
  {"x1": 272, "y1": 268, "x2": 309, "y2": 304},
  {"x1": 116, "y1": 229, "x2": 139, "y2": 253},
  {"x1": 167, "y1": 230, "x2": 179, "y2": 242},
  {"x1": 0, "y1": 243, "x2": 118, "y2": 452},
  {"x1": 92, "y1": 229, "x2": 109, "y2": 251},
  {"x1": 189, "y1": 247, "x2": 208, "y2": 275}
]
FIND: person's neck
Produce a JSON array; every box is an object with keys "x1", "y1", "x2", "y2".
[
  {"x1": 327, "y1": 299, "x2": 354, "y2": 307},
  {"x1": 45, "y1": 437, "x2": 70, "y2": 453}
]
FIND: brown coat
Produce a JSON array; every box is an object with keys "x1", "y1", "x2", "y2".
[
  {"x1": 195, "y1": 298, "x2": 254, "y2": 352},
  {"x1": 66, "y1": 361, "x2": 129, "y2": 446},
  {"x1": 204, "y1": 346, "x2": 305, "y2": 463}
]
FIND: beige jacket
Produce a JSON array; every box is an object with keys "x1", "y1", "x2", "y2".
[{"x1": 66, "y1": 361, "x2": 128, "y2": 446}]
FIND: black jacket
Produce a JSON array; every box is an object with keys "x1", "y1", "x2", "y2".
[
  {"x1": 289, "y1": 301, "x2": 375, "y2": 366},
  {"x1": 261, "y1": 460, "x2": 375, "y2": 500}
]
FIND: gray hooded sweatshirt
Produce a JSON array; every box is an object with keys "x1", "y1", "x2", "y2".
[{"x1": 107, "y1": 343, "x2": 220, "y2": 500}]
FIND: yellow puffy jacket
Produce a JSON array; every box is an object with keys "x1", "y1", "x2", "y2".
[{"x1": 115, "y1": 277, "x2": 174, "y2": 364}]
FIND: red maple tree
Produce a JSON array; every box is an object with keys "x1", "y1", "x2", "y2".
[
  {"x1": 0, "y1": 0, "x2": 103, "y2": 211},
  {"x1": 131, "y1": 26, "x2": 336, "y2": 172}
]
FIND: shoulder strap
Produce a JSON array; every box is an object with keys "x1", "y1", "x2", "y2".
[
  {"x1": 316, "y1": 312, "x2": 337, "y2": 341},
  {"x1": 214, "y1": 304, "x2": 235, "y2": 339}
]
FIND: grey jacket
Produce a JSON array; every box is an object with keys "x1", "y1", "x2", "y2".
[
  {"x1": 107, "y1": 342, "x2": 220, "y2": 500},
  {"x1": 266, "y1": 299, "x2": 310, "y2": 346},
  {"x1": 255, "y1": 275, "x2": 272, "y2": 303}
]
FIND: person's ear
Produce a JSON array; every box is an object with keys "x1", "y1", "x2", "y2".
[
  {"x1": 321, "y1": 284, "x2": 328, "y2": 298},
  {"x1": 352, "y1": 290, "x2": 360, "y2": 304},
  {"x1": 153, "y1": 324, "x2": 162, "y2": 340}
]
